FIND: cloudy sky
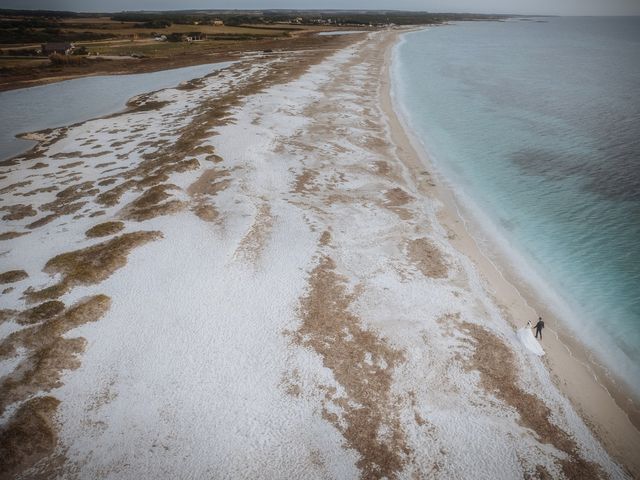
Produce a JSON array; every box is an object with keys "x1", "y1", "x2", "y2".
[{"x1": 1, "y1": 0, "x2": 639, "y2": 16}]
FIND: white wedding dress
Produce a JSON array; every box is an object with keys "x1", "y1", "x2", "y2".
[{"x1": 517, "y1": 322, "x2": 545, "y2": 356}]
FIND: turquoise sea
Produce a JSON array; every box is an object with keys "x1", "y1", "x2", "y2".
[{"x1": 393, "y1": 17, "x2": 640, "y2": 393}]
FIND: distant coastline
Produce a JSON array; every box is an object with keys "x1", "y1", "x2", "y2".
[{"x1": 0, "y1": 9, "x2": 509, "y2": 93}]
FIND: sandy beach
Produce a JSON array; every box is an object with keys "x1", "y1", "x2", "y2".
[
  {"x1": 0, "y1": 28, "x2": 637, "y2": 479},
  {"x1": 380, "y1": 29, "x2": 640, "y2": 477}
]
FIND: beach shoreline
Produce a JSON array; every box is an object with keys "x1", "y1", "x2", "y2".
[
  {"x1": 381, "y1": 28, "x2": 640, "y2": 476},
  {"x1": 0, "y1": 27, "x2": 635, "y2": 478}
]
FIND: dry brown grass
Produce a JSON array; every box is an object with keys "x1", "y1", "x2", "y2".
[
  {"x1": 18, "y1": 301, "x2": 65, "y2": 326},
  {"x1": 96, "y1": 179, "x2": 137, "y2": 207},
  {"x1": 51, "y1": 151, "x2": 81, "y2": 159},
  {"x1": 97, "y1": 178, "x2": 118, "y2": 186},
  {"x1": 48, "y1": 181, "x2": 97, "y2": 205},
  {"x1": 188, "y1": 168, "x2": 231, "y2": 197},
  {"x1": 0, "y1": 295, "x2": 111, "y2": 479},
  {"x1": 0, "y1": 270, "x2": 28, "y2": 284},
  {"x1": 0, "y1": 309, "x2": 16, "y2": 324},
  {"x1": 26, "y1": 232, "x2": 161, "y2": 302},
  {"x1": 85, "y1": 221, "x2": 125, "y2": 238},
  {"x1": 176, "y1": 78, "x2": 206, "y2": 91},
  {"x1": 127, "y1": 100, "x2": 170, "y2": 113},
  {"x1": 294, "y1": 256, "x2": 409, "y2": 479},
  {"x1": 407, "y1": 238, "x2": 447, "y2": 279},
  {"x1": 1, "y1": 204, "x2": 37, "y2": 221},
  {"x1": 59, "y1": 161, "x2": 84, "y2": 170},
  {"x1": 25, "y1": 181, "x2": 99, "y2": 230},
  {"x1": 19, "y1": 186, "x2": 59, "y2": 197},
  {"x1": 96, "y1": 162, "x2": 117, "y2": 169},
  {"x1": 382, "y1": 187, "x2": 414, "y2": 220},
  {"x1": 27, "y1": 202, "x2": 87, "y2": 230},
  {"x1": 49, "y1": 53, "x2": 88, "y2": 66},
  {"x1": 191, "y1": 204, "x2": 219, "y2": 222},
  {"x1": 119, "y1": 47, "x2": 336, "y2": 211},
  {"x1": 234, "y1": 203, "x2": 273, "y2": 264},
  {"x1": 532, "y1": 465, "x2": 553, "y2": 480},
  {"x1": 121, "y1": 184, "x2": 185, "y2": 221},
  {"x1": 1, "y1": 337, "x2": 86, "y2": 415},
  {"x1": 0, "y1": 181, "x2": 31, "y2": 195},
  {"x1": 29, "y1": 162, "x2": 48, "y2": 170},
  {"x1": 281, "y1": 368, "x2": 303, "y2": 398},
  {"x1": 141, "y1": 158, "x2": 200, "y2": 188},
  {"x1": 0, "y1": 295, "x2": 110, "y2": 412},
  {"x1": 384, "y1": 187, "x2": 413, "y2": 207},
  {"x1": 0, "y1": 231, "x2": 28, "y2": 241},
  {"x1": 292, "y1": 168, "x2": 320, "y2": 195},
  {"x1": 188, "y1": 145, "x2": 215, "y2": 156},
  {"x1": 0, "y1": 396, "x2": 60, "y2": 480},
  {"x1": 374, "y1": 160, "x2": 392, "y2": 176},
  {"x1": 187, "y1": 168, "x2": 232, "y2": 223},
  {"x1": 0, "y1": 295, "x2": 109, "y2": 360},
  {"x1": 319, "y1": 230, "x2": 332, "y2": 246},
  {"x1": 6, "y1": 127, "x2": 69, "y2": 165},
  {"x1": 7, "y1": 44, "x2": 343, "y2": 240},
  {"x1": 80, "y1": 151, "x2": 110, "y2": 158},
  {"x1": 462, "y1": 322, "x2": 601, "y2": 480}
]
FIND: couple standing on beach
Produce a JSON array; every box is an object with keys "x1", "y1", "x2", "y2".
[
  {"x1": 532, "y1": 317, "x2": 544, "y2": 339},
  {"x1": 517, "y1": 317, "x2": 545, "y2": 356}
]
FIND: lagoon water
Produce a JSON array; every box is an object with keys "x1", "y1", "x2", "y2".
[
  {"x1": 0, "y1": 61, "x2": 234, "y2": 161},
  {"x1": 394, "y1": 18, "x2": 640, "y2": 392}
]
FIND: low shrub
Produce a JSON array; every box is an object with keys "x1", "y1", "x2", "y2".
[{"x1": 48, "y1": 53, "x2": 87, "y2": 66}]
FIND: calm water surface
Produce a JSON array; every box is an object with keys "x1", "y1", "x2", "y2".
[
  {"x1": 0, "y1": 61, "x2": 234, "y2": 160},
  {"x1": 394, "y1": 17, "x2": 640, "y2": 392}
]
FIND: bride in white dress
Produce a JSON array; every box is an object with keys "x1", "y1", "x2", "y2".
[{"x1": 517, "y1": 321, "x2": 545, "y2": 356}]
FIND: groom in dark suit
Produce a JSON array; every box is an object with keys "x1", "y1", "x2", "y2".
[{"x1": 534, "y1": 317, "x2": 544, "y2": 340}]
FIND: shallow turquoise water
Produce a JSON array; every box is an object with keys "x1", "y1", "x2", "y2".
[{"x1": 393, "y1": 17, "x2": 640, "y2": 391}]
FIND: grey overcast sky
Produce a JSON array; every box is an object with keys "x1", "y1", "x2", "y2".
[{"x1": 1, "y1": 0, "x2": 638, "y2": 16}]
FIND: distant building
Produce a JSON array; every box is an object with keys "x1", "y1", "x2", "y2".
[
  {"x1": 42, "y1": 42, "x2": 74, "y2": 55},
  {"x1": 213, "y1": 19, "x2": 224, "y2": 26},
  {"x1": 187, "y1": 32, "x2": 205, "y2": 41}
]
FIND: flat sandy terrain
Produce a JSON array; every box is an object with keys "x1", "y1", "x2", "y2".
[{"x1": 0, "y1": 29, "x2": 637, "y2": 479}]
